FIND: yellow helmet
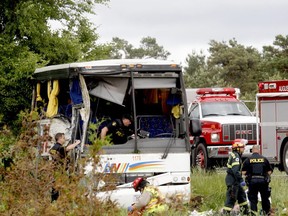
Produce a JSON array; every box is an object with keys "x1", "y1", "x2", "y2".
[{"x1": 232, "y1": 139, "x2": 247, "y2": 150}]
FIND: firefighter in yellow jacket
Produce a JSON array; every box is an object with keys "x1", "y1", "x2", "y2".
[
  {"x1": 127, "y1": 177, "x2": 168, "y2": 215},
  {"x1": 222, "y1": 139, "x2": 249, "y2": 215}
]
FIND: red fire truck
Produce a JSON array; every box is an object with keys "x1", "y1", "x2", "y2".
[
  {"x1": 256, "y1": 80, "x2": 288, "y2": 174},
  {"x1": 188, "y1": 88, "x2": 257, "y2": 169}
]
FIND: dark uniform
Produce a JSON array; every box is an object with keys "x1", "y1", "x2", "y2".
[
  {"x1": 49, "y1": 142, "x2": 69, "y2": 169},
  {"x1": 49, "y1": 142, "x2": 69, "y2": 202},
  {"x1": 242, "y1": 151, "x2": 273, "y2": 215},
  {"x1": 223, "y1": 151, "x2": 249, "y2": 215},
  {"x1": 105, "y1": 119, "x2": 133, "y2": 144}
]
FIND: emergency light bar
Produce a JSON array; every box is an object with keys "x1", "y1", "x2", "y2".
[{"x1": 196, "y1": 88, "x2": 236, "y2": 96}]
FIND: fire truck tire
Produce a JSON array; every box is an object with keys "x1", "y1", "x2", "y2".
[
  {"x1": 282, "y1": 143, "x2": 288, "y2": 175},
  {"x1": 194, "y1": 143, "x2": 211, "y2": 170}
]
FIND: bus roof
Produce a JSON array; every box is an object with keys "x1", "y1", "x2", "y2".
[{"x1": 33, "y1": 59, "x2": 181, "y2": 80}]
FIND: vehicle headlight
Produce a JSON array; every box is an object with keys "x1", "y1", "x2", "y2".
[{"x1": 211, "y1": 133, "x2": 219, "y2": 142}]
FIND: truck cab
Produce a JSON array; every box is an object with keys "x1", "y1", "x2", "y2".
[{"x1": 187, "y1": 88, "x2": 257, "y2": 169}]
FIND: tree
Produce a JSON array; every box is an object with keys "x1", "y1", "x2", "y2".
[
  {"x1": 135, "y1": 37, "x2": 170, "y2": 59},
  {"x1": 207, "y1": 39, "x2": 262, "y2": 94},
  {"x1": 183, "y1": 51, "x2": 224, "y2": 88},
  {"x1": 0, "y1": 40, "x2": 42, "y2": 128},
  {"x1": 110, "y1": 36, "x2": 170, "y2": 59},
  {"x1": 261, "y1": 34, "x2": 288, "y2": 80},
  {"x1": 0, "y1": 0, "x2": 111, "y2": 128},
  {"x1": 109, "y1": 37, "x2": 134, "y2": 59},
  {"x1": 183, "y1": 39, "x2": 263, "y2": 100}
]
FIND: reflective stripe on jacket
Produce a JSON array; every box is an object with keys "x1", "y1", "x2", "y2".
[
  {"x1": 144, "y1": 186, "x2": 167, "y2": 213},
  {"x1": 226, "y1": 151, "x2": 244, "y2": 185}
]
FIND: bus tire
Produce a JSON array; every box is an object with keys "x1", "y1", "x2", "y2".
[{"x1": 282, "y1": 142, "x2": 288, "y2": 175}]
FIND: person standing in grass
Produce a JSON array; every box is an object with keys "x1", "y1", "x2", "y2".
[
  {"x1": 222, "y1": 139, "x2": 249, "y2": 215},
  {"x1": 242, "y1": 145, "x2": 273, "y2": 216},
  {"x1": 49, "y1": 133, "x2": 81, "y2": 202}
]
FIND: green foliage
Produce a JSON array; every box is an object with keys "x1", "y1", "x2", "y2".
[
  {"x1": 88, "y1": 118, "x2": 112, "y2": 147},
  {"x1": 136, "y1": 37, "x2": 170, "y2": 59},
  {"x1": 1, "y1": 113, "x2": 288, "y2": 215},
  {"x1": 184, "y1": 38, "x2": 263, "y2": 92},
  {"x1": 110, "y1": 36, "x2": 170, "y2": 59},
  {"x1": 240, "y1": 92, "x2": 257, "y2": 112},
  {"x1": 0, "y1": 126, "x2": 16, "y2": 181},
  {"x1": 0, "y1": 126, "x2": 16, "y2": 151},
  {"x1": 208, "y1": 39, "x2": 262, "y2": 93},
  {"x1": 109, "y1": 37, "x2": 134, "y2": 59},
  {"x1": 183, "y1": 51, "x2": 225, "y2": 88},
  {"x1": 0, "y1": 40, "x2": 41, "y2": 125},
  {"x1": 0, "y1": 111, "x2": 125, "y2": 215},
  {"x1": 261, "y1": 35, "x2": 288, "y2": 80},
  {"x1": 0, "y1": 0, "x2": 111, "y2": 130},
  {"x1": 184, "y1": 35, "x2": 288, "y2": 104}
]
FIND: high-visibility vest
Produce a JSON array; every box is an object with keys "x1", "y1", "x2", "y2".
[{"x1": 143, "y1": 186, "x2": 168, "y2": 214}]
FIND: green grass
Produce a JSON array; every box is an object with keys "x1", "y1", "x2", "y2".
[
  {"x1": 270, "y1": 173, "x2": 288, "y2": 213},
  {"x1": 191, "y1": 169, "x2": 226, "y2": 212},
  {"x1": 1, "y1": 123, "x2": 288, "y2": 215},
  {"x1": 190, "y1": 168, "x2": 288, "y2": 215}
]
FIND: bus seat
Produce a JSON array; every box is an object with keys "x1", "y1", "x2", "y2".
[{"x1": 137, "y1": 115, "x2": 173, "y2": 138}]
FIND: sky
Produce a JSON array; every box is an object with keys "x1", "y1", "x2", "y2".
[{"x1": 92, "y1": 0, "x2": 288, "y2": 65}]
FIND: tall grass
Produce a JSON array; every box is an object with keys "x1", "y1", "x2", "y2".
[
  {"x1": 270, "y1": 174, "x2": 288, "y2": 213},
  {"x1": 191, "y1": 168, "x2": 288, "y2": 215},
  {"x1": 191, "y1": 169, "x2": 226, "y2": 212},
  {"x1": 1, "y1": 114, "x2": 288, "y2": 215}
]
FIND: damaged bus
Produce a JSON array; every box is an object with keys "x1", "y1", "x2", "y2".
[{"x1": 32, "y1": 59, "x2": 194, "y2": 207}]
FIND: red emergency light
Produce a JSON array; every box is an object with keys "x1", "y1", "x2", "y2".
[{"x1": 196, "y1": 88, "x2": 236, "y2": 96}]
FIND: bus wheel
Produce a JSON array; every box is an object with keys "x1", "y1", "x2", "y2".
[
  {"x1": 195, "y1": 143, "x2": 209, "y2": 170},
  {"x1": 283, "y1": 143, "x2": 288, "y2": 175}
]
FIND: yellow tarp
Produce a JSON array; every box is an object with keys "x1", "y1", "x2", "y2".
[
  {"x1": 46, "y1": 80, "x2": 60, "y2": 117},
  {"x1": 36, "y1": 83, "x2": 43, "y2": 102}
]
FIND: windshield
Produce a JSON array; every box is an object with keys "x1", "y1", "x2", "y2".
[{"x1": 201, "y1": 102, "x2": 252, "y2": 117}]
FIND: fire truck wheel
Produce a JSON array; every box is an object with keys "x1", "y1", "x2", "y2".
[
  {"x1": 282, "y1": 143, "x2": 288, "y2": 175},
  {"x1": 195, "y1": 143, "x2": 210, "y2": 170}
]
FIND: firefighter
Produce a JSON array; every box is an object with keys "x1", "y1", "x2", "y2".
[
  {"x1": 127, "y1": 177, "x2": 168, "y2": 216},
  {"x1": 222, "y1": 139, "x2": 249, "y2": 215},
  {"x1": 242, "y1": 145, "x2": 273, "y2": 216}
]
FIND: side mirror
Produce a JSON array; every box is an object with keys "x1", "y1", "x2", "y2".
[{"x1": 189, "y1": 118, "x2": 202, "y2": 136}]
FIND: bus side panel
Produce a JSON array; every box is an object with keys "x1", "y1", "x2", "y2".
[
  {"x1": 95, "y1": 153, "x2": 191, "y2": 208},
  {"x1": 99, "y1": 153, "x2": 190, "y2": 173}
]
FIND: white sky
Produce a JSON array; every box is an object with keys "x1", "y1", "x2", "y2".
[{"x1": 92, "y1": 0, "x2": 288, "y2": 65}]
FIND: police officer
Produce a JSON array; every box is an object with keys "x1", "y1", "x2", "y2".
[
  {"x1": 223, "y1": 139, "x2": 249, "y2": 215},
  {"x1": 100, "y1": 114, "x2": 133, "y2": 144},
  {"x1": 49, "y1": 133, "x2": 80, "y2": 202},
  {"x1": 242, "y1": 145, "x2": 273, "y2": 216},
  {"x1": 127, "y1": 177, "x2": 168, "y2": 215},
  {"x1": 49, "y1": 133, "x2": 81, "y2": 168}
]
